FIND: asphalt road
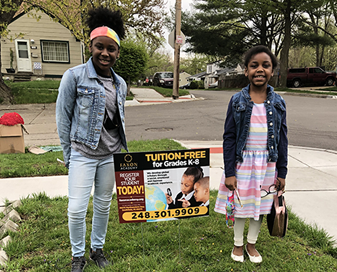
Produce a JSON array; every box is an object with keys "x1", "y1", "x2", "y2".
[{"x1": 125, "y1": 90, "x2": 337, "y2": 151}]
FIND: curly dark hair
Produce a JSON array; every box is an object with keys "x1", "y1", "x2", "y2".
[
  {"x1": 86, "y1": 6, "x2": 125, "y2": 40},
  {"x1": 184, "y1": 166, "x2": 204, "y2": 183},
  {"x1": 244, "y1": 45, "x2": 278, "y2": 70}
]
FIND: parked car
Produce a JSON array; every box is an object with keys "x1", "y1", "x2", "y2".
[
  {"x1": 287, "y1": 67, "x2": 336, "y2": 88},
  {"x1": 179, "y1": 82, "x2": 191, "y2": 89},
  {"x1": 208, "y1": 81, "x2": 218, "y2": 88},
  {"x1": 153, "y1": 72, "x2": 174, "y2": 88}
]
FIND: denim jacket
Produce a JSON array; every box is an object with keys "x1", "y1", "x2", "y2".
[
  {"x1": 56, "y1": 58, "x2": 128, "y2": 168},
  {"x1": 223, "y1": 84, "x2": 288, "y2": 179}
]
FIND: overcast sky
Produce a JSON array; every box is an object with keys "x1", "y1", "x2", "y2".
[{"x1": 166, "y1": 0, "x2": 194, "y2": 11}]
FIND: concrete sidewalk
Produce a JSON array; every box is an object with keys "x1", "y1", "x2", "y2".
[
  {"x1": 126, "y1": 87, "x2": 203, "y2": 106},
  {"x1": 1, "y1": 141, "x2": 337, "y2": 246}
]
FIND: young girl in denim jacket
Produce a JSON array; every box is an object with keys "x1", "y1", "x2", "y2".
[
  {"x1": 56, "y1": 7, "x2": 127, "y2": 272},
  {"x1": 215, "y1": 45, "x2": 288, "y2": 263}
]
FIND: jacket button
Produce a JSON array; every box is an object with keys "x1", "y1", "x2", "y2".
[
  {"x1": 271, "y1": 135, "x2": 274, "y2": 138},
  {"x1": 119, "y1": 102, "x2": 122, "y2": 105},
  {"x1": 270, "y1": 122, "x2": 273, "y2": 126},
  {"x1": 269, "y1": 111, "x2": 272, "y2": 115},
  {"x1": 267, "y1": 100, "x2": 270, "y2": 104},
  {"x1": 271, "y1": 146, "x2": 274, "y2": 149}
]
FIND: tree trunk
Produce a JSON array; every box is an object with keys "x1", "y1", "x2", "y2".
[
  {"x1": 127, "y1": 76, "x2": 131, "y2": 96},
  {"x1": 260, "y1": 16, "x2": 267, "y2": 46},
  {"x1": 0, "y1": 79, "x2": 13, "y2": 104},
  {"x1": 0, "y1": 41, "x2": 13, "y2": 104},
  {"x1": 279, "y1": 0, "x2": 291, "y2": 88}
]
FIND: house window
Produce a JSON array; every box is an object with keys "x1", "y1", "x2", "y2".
[{"x1": 41, "y1": 40, "x2": 69, "y2": 63}]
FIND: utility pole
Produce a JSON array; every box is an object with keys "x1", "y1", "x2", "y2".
[{"x1": 172, "y1": 0, "x2": 181, "y2": 99}]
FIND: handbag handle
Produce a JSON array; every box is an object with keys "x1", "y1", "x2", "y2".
[{"x1": 277, "y1": 190, "x2": 284, "y2": 207}]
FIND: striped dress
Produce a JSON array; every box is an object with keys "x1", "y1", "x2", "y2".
[{"x1": 215, "y1": 103, "x2": 276, "y2": 220}]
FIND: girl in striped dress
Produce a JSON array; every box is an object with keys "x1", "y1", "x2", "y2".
[{"x1": 214, "y1": 45, "x2": 288, "y2": 263}]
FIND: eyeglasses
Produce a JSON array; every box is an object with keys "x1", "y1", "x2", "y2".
[{"x1": 261, "y1": 184, "x2": 277, "y2": 198}]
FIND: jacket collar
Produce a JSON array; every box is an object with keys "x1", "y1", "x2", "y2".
[
  {"x1": 86, "y1": 57, "x2": 121, "y2": 86},
  {"x1": 242, "y1": 84, "x2": 274, "y2": 101}
]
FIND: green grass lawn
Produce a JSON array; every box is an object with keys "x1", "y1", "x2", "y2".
[
  {"x1": 4, "y1": 80, "x2": 134, "y2": 104},
  {"x1": 0, "y1": 139, "x2": 337, "y2": 271},
  {"x1": 275, "y1": 87, "x2": 337, "y2": 95},
  {"x1": 1, "y1": 191, "x2": 337, "y2": 271},
  {"x1": 0, "y1": 139, "x2": 185, "y2": 178}
]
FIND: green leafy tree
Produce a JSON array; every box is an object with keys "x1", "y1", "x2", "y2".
[
  {"x1": 180, "y1": 54, "x2": 210, "y2": 75},
  {"x1": 180, "y1": 0, "x2": 285, "y2": 66},
  {"x1": 294, "y1": 0, "x2": 336, "y2": 67},
  {"x1": 113, "y1": 39, "x2": 148, "y2": 95},
  {"x1": 181, "y1": 0, "x2": 333, "y2": 87},
  {"x1": 143, "y1": 51, "x2": 173, "y2": 78}
]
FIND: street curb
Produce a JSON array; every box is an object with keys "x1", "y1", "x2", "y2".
[
  {"x1": 125, "y1": 97, "x2": 205, "y2": 106},
  {"x1": 276, "y1": 91, "x2": 337, "y2": 99},
  {"x1": 288, "y1": 145, "x2": 337, "y2": 155}
]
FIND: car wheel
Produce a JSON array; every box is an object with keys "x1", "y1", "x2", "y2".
[
  {"x1": 326, "y1": 78, "x2": 334, "y2": 86},
  {"x1": 293, "y1": 79, "x2": 301, "y2": 88}
]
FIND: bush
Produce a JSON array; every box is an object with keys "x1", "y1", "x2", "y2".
[
  {"x1": 197, "y1": 80, "x2": 204, "y2": 89},
  {"x1": 189, "y1": 80, "x2": 199, "y2": 89}
]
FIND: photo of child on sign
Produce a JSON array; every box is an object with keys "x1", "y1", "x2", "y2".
[{"x1": 166, "y1": 166, "x2": 208, "y2": 209}]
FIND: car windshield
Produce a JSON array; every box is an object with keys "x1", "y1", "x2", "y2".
[{"x1": 159, "y1": 73, "x2": 173, "y2": 79}]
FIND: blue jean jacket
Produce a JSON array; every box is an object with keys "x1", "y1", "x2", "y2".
[
  {"x1": 56, "y1": 58, "x2": 128, "y2": 168},
  {"x1": 223, "y1": 84, "x2": 288, "y2": 179}
]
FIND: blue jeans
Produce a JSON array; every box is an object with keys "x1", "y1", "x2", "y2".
[{"x1": 68, "y1": 149, "x2": 115, "y2": 257}]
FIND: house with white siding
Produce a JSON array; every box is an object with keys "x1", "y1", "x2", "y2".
[{"x1": 1, "y1": 8, "x2": 84, "y2": 80}]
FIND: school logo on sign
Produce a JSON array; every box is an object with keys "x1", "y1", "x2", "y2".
[{"x1": 119, "y1": 154, "x2": 138, "y2": 170}]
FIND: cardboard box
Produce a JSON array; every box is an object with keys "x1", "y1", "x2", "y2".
[{"x1": 0, "y1": 124, "x2": 25, "y2": 154}]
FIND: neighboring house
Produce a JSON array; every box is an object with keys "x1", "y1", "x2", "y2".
[
  {"x1": 206, "y1": 61, "x2": 221, "y2": 74},
  {"x1": 229, "y1": 63, "x2": 245, "y2": 75},
  {"x1": 1, "y1": 8, "x2": 84, "y2": 80},
  {"x1": 205, "y1": 63, "x2": 245, "y2": 88},
  {"x1": 186, "y1": 71, "x2": 207, "y2": 81},
  {"x1": 205, "y1": 68, "x2": 231, "y2": 88},
  {"x1": 179, "y1": 71, "x2": 191, "y2": 87}
]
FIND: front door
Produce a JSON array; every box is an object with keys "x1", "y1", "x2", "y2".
[{"x1": 15, "y1": 39, "x2": 32, "y2": 72}]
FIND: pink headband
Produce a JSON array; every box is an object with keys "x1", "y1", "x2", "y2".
[{"x1": 90, "y1": 26, "x2": 120, "y2": 47}]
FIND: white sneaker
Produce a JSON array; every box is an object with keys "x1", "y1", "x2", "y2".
[{"x1": 245, "y1": 245, "x2": 262, "y2": 263}]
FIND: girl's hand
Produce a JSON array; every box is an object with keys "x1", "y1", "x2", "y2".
[
  {"x1": 225, "y1": 176, "x2": 237, "y2": 191},
  {"x1": 179, "y1": 199, "x2": 191, "y2": 208},
  {"x1": 165, "y1": 194, "x2": 173, "y2": 204},
  {"x1": 276, "y1": 177, "x2": 286, "y2": 192}
]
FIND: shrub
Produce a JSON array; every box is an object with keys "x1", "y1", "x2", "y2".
[
  {"x1": 197, "y1": 80, "x2": 204, "y2": 89},
  {"x1": 189, "y1": 80, "x2": 199, "y2": 89}
]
